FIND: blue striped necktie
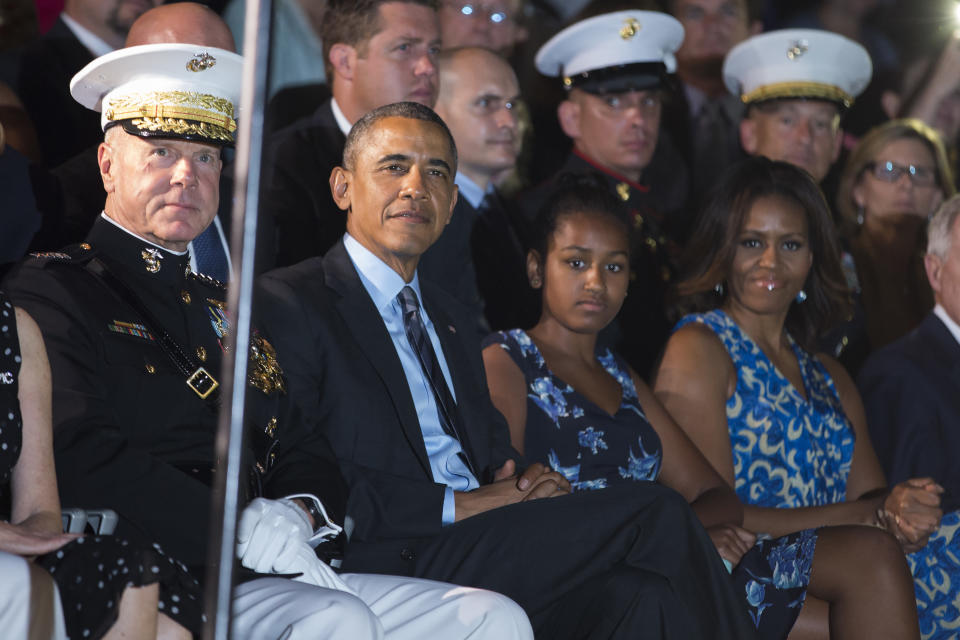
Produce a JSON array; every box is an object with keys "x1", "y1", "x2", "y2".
[{"x1": 397, "y1": 285, "x2": 475, "y2": 475}]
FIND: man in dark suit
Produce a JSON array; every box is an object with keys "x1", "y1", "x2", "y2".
[
  {"x1": 859, "y1": 195, "x2": 960, "y2": 512},
  {"x1": 6, "y1": 44, "x2": 532, "y2": 640},
  {"x1": 431, "y1": 47, "x2": 537, "y2": 333},
  {"x1": 263, "y1": 0, "x2": 442, "y2": 267},
  {"x1": 17, "y1": 0, "x2": 160, "y2": 168},
  {"x1": 256, "y1": 101, "x2": 758, "y2": 639}
]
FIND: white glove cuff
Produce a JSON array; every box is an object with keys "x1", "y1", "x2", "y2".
[{"x1": 281, "y1": 494, "x2": 344, "y2": 546}]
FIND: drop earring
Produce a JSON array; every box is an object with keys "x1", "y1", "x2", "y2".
[
  {"x1": 856, "y1": 205, "x2": 864, "y2": 226},
  {"x1": 795, "y1": 289, "x2": 807, "y2": 303},
  {"x1": 714, "y1": 282, "x2": 724, "y2": 295}
]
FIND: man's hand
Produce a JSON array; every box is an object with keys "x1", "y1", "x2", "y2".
[
  {"x1": 236, "y1": 498, "x2": 312, "y2": 574},
  {"x1": 0, "y1": 521, "x2": 79, "y2": 557},
  {"x1": 880, "y1": 478, "x2": 943, "y2": 552},
  {"x1": 706, "y1": 524, "x2": 756, "y2": 568},
  {"x1": 455, "y1": 460, "x2": 570, "y2": 521}
]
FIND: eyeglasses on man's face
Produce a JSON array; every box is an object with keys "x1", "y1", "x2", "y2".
[
  {"x1": 866, "y1": 160, "x2": 938, "y2": 187},
  {"x1": 443, "y1": 2, "x2": 511, "y2": 25}
]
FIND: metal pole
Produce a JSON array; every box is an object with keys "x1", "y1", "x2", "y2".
[{"x1": 203, "y1": 0, "x2": 273, "y2": 636}]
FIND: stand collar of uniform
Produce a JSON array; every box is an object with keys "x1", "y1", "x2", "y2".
[
  {"x1": 571, "y1": 148, "x2": 649, "y2": 193},
  {"x1": 88, "y1": 214, "x2": 191, "y2": 285}
]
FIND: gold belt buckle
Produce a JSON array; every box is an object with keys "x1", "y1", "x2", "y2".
[{"x1": 186, "y1": 367, "x2": 219, "y2": 399}]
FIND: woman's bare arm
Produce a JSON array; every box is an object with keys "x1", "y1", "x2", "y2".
[{"x1": 482, "y1": 343, "x2": 529, "y2": 455}]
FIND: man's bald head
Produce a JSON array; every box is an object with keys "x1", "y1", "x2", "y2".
[
  {"x1": 435, "y1": 47, "x2": 520, "y2": 189},
  {"x1": 126, "y1": 2, "x2": 236, "y2": 51}
]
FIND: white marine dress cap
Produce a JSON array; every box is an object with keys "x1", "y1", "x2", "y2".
[
  {"x1": 70, "y1": 43, "x2": 243, "y2": 145},
  {"x1": 723, "y1": 29, "x2": 872, "y2": 109},
  {"x1": 536, "y1": 10, "x2": 684, "y2": 94}
]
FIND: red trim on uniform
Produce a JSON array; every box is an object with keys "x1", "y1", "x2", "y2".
[{"x1": 572, "y1": 149, "x2": 650, "y2": 193}]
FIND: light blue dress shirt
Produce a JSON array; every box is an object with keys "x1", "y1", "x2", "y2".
[{"x1": 343, "y1": 234, "x2": 480, "y2": 525}]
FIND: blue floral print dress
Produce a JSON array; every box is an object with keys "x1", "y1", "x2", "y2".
[
  {"x1": 679, "y1": 309, "x2": 960, "y2": 640},
  {"x1": 485, "y1": 328, "x2": 817, "y2": 639}
]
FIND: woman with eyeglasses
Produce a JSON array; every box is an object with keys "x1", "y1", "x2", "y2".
[{"x1": 835, "y1": 119, "x2": 955, "y2": 359}]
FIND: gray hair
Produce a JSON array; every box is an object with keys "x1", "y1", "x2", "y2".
[{"x1": 927, "y1": 194, "x2": 960, "y2": 258}]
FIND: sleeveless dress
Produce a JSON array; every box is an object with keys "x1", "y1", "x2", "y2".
[
  {"x1": 679, "y1": 309, "x2": 960, "y2": 640},
  {"x1": 0, "y1": 292, "x2": 203, "y2": 639},
  {"x1": 485, "y1": 328, "x2": 817, "y2": 638}
]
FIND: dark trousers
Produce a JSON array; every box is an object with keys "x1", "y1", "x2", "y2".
[{"x1": 343, "y1": 482, "x2": 757, "y2": 640}]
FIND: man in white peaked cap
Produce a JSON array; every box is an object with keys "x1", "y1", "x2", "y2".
[
  {"x1": 4, "y1": 42, "x2": 534, "y2": 640},
  {"x1": 724, "y1": 28, "x2": 872, "y2": 183}
]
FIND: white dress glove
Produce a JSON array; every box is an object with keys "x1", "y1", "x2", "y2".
[
  {"x1": 236, "y1": 498, "x2": 313, "y2": 574},
  {"x1": 272, "y1": 538, "x2": 357, "y2": 595},
  {"x1": 236, "y1": 497, "x2": 356, "y2": 595}
]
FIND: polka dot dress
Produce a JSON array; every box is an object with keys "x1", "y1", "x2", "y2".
[
  {"x1": 0, "y1": 295, "x2": 22, "y2": 486},
  {"x1": 36, "y1": 537, "x2": 204, "y2": 638},
  {"x1": 0, "y1": 292, "x2": 203, "y2": 638}
]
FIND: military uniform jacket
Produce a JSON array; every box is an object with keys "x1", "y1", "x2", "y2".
[{"x1": 4, "y1": 217, "x2": 347, "y2": 571}]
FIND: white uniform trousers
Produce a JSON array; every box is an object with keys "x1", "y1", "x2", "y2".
[
  {"x1": 231, "y1": 573, "x2": 533, "y2": 640},
  {"x1": 0, "y1": 552, "x2": 67, "y2": 640}
]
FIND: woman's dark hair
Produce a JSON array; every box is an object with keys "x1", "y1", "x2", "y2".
[
  {"x1": 530, "y1": 172, "x2": 631, "y2": 264},
  {"x1": 673, "y1": 156, "x2": 852, "y2": 351}
]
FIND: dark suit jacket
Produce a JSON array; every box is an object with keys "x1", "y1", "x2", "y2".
[
  {"x1": 257, "y1": 242, "x2": 519, "y2": 545},
  {"x1": 261, "y1": 98, "x2": 347, "y2": 267},
  {"x1": 858, "y1": 312, "x2": 960, "y2": 511},
  {"x1": 16, "y1": 17, "x2": 101, "y2": 168}
]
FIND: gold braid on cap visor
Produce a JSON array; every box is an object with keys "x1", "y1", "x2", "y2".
[
  {"x1": 741, "y1": 82, "x2": 855, "y2": 109},
  {"x1": 105, "y1": 91, "x2": 237, "y2": 142}
]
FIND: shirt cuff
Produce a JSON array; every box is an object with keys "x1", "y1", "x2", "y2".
[{"x1": 441, "y1": 486, "x2": 456, "y2": 526}]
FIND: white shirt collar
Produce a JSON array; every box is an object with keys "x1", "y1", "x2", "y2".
[
  {"x1": 60, "y1": 13, "x2": 115, "y2": 58},
  {"x1": 99, "y1": 212, "x2": 189, "y2": 256},
  {"x1": 330, "y1": 98, "x2": 353, "y2": 137},
  {"x1": 934, "y1": 304, "x2": 960, "y2": 347},
  {"x1": 342, "y1": 232, "x2": 423, "y2": 314}
]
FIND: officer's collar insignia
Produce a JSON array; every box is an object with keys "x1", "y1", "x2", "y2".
[
  {"x1": 141, "y1": 248, "x2": 163, "y2": 273},
  {"x1": 30, "y1": 251, "x2": 72, "y2": 260},
  {"x1": 616, "y1": 182, "x2": 630, "y2": 202},
  {"x1": 108, "y1": 320, "x2": 155, "y2": 341},
  {"x1": 248, "y1": 331, "x2": 285, "y2": 395}
]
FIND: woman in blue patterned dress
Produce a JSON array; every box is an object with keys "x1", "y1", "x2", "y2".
[
  {"x1": 656, "y1": 156, "x2": 946, "y2": 638},
  {"x1": 482, "y1": 174, "x2": 918, "y2": 639}
]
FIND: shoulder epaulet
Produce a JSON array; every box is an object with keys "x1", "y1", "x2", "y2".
[
  {"x1": 188, "y1": 270, "x2": 227, "y2": 290},
  {"x1": 27, "y1": 243, "x2": 97, "y2": 267}
]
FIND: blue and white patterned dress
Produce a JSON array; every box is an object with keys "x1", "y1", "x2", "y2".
[
  {"x1": 485, "y1": 328, "x2": 817, "y2": 638},
  {"x1": 679, "y1": 309, "x2": 960, "y2": 640}
]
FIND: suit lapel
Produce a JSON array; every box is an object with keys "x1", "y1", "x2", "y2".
[
  {"x1": 920, "y1": 314, "x2": 960, "y2": 383},
  {"x1": 323, "y1": 242, "x2": 433, "y2": 476}
]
